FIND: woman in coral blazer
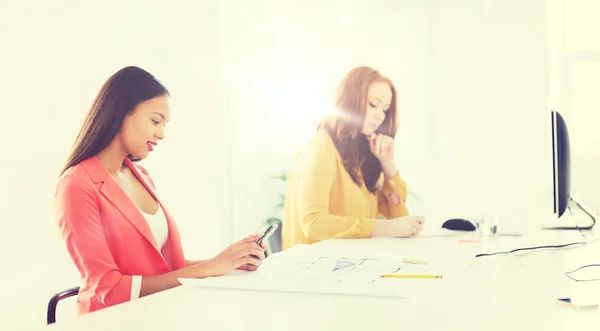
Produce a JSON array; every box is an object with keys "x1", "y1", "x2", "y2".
[
  {"x1": 282, "y1": 66, "x2": 426, "y2": 250},
  {"x1": 55, "y1": 66, "x2": 266, "y2": 315}
]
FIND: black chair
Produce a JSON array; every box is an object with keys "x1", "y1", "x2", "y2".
[{"x1": 47, "y1": 286, "x2": 79, "y2": 325}]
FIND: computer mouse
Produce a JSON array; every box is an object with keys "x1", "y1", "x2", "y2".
[{"x1": 442, "y1": 218, "x2": 476, "y2": 231}]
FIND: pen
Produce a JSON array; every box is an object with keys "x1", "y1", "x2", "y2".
[
  {"x1": 402, "y1": 258, "x2": 428, "y2": 265},
  {"x1": 404, "y1": 200, "x2": 412, "y2": 215},
  {"x1": 496, "y1": 232, "x2": 523, "y2": 237},
  {"x1": 459, "y1": 238, "x2": 480, "y2": 243},
  {"x1": 381, "y1": 274, "x2": 442, "y2": 279}
]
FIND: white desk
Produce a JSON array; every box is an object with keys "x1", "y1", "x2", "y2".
[{"x1": 49, "y1": 223, "x2": 600, "y2": 331}]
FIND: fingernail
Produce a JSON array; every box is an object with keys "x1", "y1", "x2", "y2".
[{"x1": 256, "y1": 260, "x2": 261, "y2": 265}]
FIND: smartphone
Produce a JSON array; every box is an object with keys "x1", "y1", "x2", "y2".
[
  {"x1": 255, "y1": 223, "x2": 278, "y2": 245},
  {"x1": 250, "y1": 224, "x2": 278, "y2": 259}
]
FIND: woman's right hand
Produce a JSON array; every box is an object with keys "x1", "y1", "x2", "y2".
[
  {"x1": 372, "y1": 216, "x2": 425, "y2": 238},
  {"x1": 200, "y1": 235, "x2": 266, "y2": 277}
]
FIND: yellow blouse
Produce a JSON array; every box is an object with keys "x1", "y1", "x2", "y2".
[{"x1": 282, "y1": 130, "x2": 409, "y2": 250}]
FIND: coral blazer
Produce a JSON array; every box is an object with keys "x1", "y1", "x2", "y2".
[{"x1": 54, "y1": 156, "x2": 186, "y2": 314}]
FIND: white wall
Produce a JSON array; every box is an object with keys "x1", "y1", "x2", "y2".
[
  {"x1": 424, "y1": 0, "x2": 553, "y2": 223},
  {"x1": 557, "y1": 0, "x2": 600, "y2": 213},
  {"x1": 224, "y1": 0, "x2": 553, "y2": 234},
  {"x1": 0, "y1": 0, "x2": 226, "y2": 327},
  {"x1": 567, "y1": 61, "x2": 600, "y2": 213}
]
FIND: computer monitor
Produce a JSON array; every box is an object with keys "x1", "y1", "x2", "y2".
[
  {"x1": 552, "y1": 109, "x2": 570, "y2": 218},
  {"x1": 544, "y1": 110, "x2": 596, "y2": 229}
]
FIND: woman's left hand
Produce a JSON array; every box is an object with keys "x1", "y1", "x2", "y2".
[
  {"x1": 237, "y1": 239, "x2": 268, "y2": 271},
  {"x1": 368, "y1": 134, "x2": 397, "y2": 176}
]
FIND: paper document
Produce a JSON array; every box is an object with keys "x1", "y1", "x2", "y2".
[
  {"x1": 179, "y1": 250, "x2": 442, "y2": 298},
  {"x1": 277, "y1": 256, "x2": 407, "y2": 283}
]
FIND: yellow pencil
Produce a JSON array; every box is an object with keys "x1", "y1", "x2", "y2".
[{"x1": 381, "y1": 274, "x2": 443, "y2": 279}]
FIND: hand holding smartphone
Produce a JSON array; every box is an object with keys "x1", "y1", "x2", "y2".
[
  {"x1": 255, "y1": 224, "x2": 278, "y2": 245},
  {"x1": 252, "y1": 224, "x2": 278, "y2": 258}
]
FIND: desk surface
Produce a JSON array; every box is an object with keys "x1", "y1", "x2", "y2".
[{"x1": 48, "y1": 223, "x2": 600, "y2": 331}]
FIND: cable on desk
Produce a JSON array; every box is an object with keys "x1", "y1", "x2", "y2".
[
  {"x1": 475, "y1": 205, "x2": 599, "y2": 259},
  {"x1": 568, "y1": 198, "x2": 596, "y2": 230},
  {"x1": 568, "y1": 205, "x2": 588, "y2": 239},
  {"x1": 564, "y1": 264, "x2": 600, "y2": 282},
  {"x1": 475, "y1": 241, "x2": 587, "y2": 258}
]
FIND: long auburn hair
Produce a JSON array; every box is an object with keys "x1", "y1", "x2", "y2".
[
  {"x1": 318, "y1": 66, "x2": 398, "y2": 194},
  {"x1": 60, "y1": 66, "x2": 169, "y2": 176}
]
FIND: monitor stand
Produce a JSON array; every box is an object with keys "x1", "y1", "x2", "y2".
[{"x1": 540, "y1": 196, "x2": 597, "y2": 230}]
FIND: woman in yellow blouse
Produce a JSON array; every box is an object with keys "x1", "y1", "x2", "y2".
[{"x1": 282, "y1": 66, "x2": 425, "y2": 250}]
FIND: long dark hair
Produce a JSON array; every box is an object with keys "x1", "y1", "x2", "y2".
[
  {"x1": 60, "y1": 66, "x2": 169, "y2": 176},
  {"x1": 318, "y1": 66, "x2": 398, "y2": 194}
]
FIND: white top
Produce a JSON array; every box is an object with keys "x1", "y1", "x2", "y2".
[{"x1": 130, "y1": 201, "x2": 169, "y2": 301}]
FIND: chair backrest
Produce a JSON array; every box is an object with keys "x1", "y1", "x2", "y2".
[{"x1": 47, "y1": 286, "x2": 79, "y2": 325}]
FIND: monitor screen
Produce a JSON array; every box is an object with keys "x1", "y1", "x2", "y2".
[{"x1": 552, "y1": 110, "x2": 571, "y2": 218}]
